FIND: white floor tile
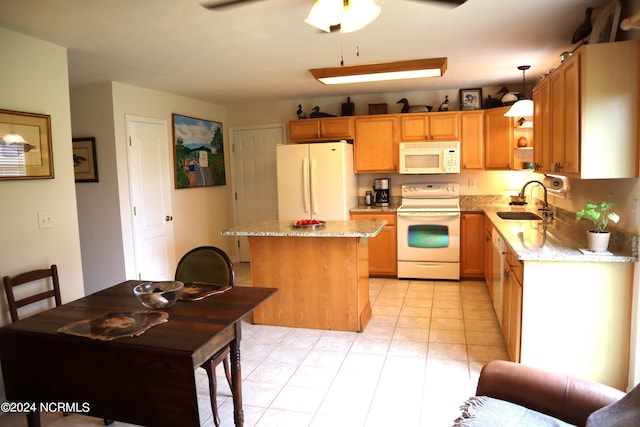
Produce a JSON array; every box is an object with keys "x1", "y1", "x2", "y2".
[{"x1": 24, "y1": 263, "x2": 509, "y2": 427}]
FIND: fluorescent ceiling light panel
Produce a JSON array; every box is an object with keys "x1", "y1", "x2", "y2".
[{"x1": 310, "y1": 58, "x2": 447, "y2": 85}]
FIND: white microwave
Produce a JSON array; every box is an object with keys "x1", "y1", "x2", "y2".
[{"x1": 399, "y1": 141, "x2": 461, "y2": 174}]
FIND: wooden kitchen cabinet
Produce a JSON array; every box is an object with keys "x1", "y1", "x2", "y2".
[
  {"x1": 533, "y1": 40, "x2": 640, "y2": 178},
  {"x1": 532, "y1": 78, "x2": 551, "y2": 173},
  {"x1": 400, "y1": 111, "x2": 460, "y2": 141},
  {"x1": 460, "y1": 110, "x2": 484, "y2": 170},
  {"x1": 484, "y1": 106, "x2": 514, "y2": 170},
  {"x1": 483, "y1": 214, "x2": 493, "y2": 294},
  {"x1": 288, "y1": 117, "x2": 354, "y2": 142},
  {"x1": 350, "y1": 212, "x2": 397, "y2": 277},
  {"x1": 460, "y1": 212, "x2": 484, "y2": 279},
  {"x1": 496, "y1": 242, "x2": 633, "y2": 389},
  {"x1": 354, "y1": 115, "x2": 398, "y2": 173},
  {"x1": 502, "y1": 246, "x2": 522, "y2": 362}
]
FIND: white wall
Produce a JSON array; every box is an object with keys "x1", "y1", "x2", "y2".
[
  {"x1": 70, "y1": 82, "x2": 232, "y2": 289},
  {"x1": 0, "y1": 27, "x2": 85, "y2": 400}
]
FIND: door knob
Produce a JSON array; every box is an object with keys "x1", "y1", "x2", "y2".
[{"x1": 165, "y1": 215, "x2": 173, "y2": 221}]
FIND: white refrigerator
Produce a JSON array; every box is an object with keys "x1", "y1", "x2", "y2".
[{"x1": 276, "y1": 141, "x2": 357, "y2": 221}]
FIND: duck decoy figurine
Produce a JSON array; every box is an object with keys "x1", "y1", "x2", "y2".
[
  {"x1": 296, "y1": 104, "x2": 306, "y2": 119},
  {"x1": 309, "y1": 106, "x2": 336, "y2": 118},
  {"x1": 438, "y1": 95, "x2": 450, "y2": 112},
  {"x1": 571, "y1": 7, "x2": 596, "y2": 45},
  {"x1": 497, "y1": 87, "x2": 519, "y2": 105},
  {"x1": 397, "y1": 98, "x2": 433, "y2": 113}
]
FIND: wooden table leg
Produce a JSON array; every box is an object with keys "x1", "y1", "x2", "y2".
[
  {"x1": 27, "y1": 411, "x2": 41, "y2": 427},
  {"x1": 230, "y1": 321, "x2": 244, "y2": 427}
]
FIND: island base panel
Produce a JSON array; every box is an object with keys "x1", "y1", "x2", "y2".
[{"x1": 249, "y1": 236, "x2": 370, "y2": 332}]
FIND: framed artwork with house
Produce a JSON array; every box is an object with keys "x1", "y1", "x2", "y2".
[
  {"x1": 0, "y1": 109, "x2": 53, "y2": 180},
  {"x1": 172, "y1": 113, "x2": 226, "y2": 189}
]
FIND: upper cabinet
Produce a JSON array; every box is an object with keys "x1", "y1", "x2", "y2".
[
  {"x1": 460, "y1": 110, "x2": 484, "y2": 170},
  {"x1": 484, "y1": 106, "x2": 514, "y2": 170},
  {"x1": 288, "y1": 117, "x2": 354, "y2": 142},
  {"x1": 354, "y1": 115, "x2": 398, "y2": 173},
  {"x1": 400, "y1": 111, "x2": 460, "y2": 141},
  {"x1": 533, "y1": 40, "x2": 640, "y2": 178}
]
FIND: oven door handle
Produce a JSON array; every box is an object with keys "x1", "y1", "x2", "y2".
[{"x1": 397, "y1": 212, "x2": 461, "y2": 219}]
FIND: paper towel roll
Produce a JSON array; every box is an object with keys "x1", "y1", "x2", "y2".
[{"x1": 543, "y1": 175, "x2": 568, "y2": 192}]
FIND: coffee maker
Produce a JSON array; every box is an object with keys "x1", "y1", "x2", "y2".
[{"x1": 373, "y1": 178, "x2": 390, "y2": 207}]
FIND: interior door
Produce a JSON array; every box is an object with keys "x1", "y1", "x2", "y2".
[
  {"x1": 230, "y1": 124, "x2": 283, "y2": 262},
  {"x1": 125, "y1": 115, "x2": 175, "y2": 280}
]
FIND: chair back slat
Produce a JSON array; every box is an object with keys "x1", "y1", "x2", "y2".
[{"x1": 3, "y1": 264, "x2": 62, "y2": 322}]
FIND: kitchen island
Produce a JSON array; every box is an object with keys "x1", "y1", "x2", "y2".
[{"x1": 221, "y1": 220, "x2": 386, "y2": 332}]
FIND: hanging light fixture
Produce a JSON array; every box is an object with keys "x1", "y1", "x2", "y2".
[
  {"x1": 504, "y1": 65, "x2": 533, "y2": 118},
  {"x1": 310, "y1": 57, "x2": 447, "y2": 85},
  {"x1": 305, "y1": 0, "x2": 381, "y2": 33}
]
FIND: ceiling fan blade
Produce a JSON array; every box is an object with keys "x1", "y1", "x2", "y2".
[
  {"x1": 201, "y1": 0, "x2": 265, "y2": 10},
  {"x1": 411, "y1": 0, "x2": 467, "y2": 6}
]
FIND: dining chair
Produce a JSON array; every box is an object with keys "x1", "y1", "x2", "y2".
[
  {"x1": 3, "y1": 264, "x2": 62, "y2": 322},
  {"x1": 175, "y1": 246, "x2": 235, "y2": 427},
  {"x1": 4, "y1": 265, "x2": 115, "y2": 425}
]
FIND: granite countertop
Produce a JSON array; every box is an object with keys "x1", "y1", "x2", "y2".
[
  {"x1": 221, "y1": 220, "x2": 387, "y2": 238},
  {"x1": 480, "y1": 204, "x2": 637, "y2": 263}
]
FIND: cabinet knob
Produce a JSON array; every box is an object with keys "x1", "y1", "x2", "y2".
[{"x1": 165, "y1": 215, "x2": 173, "y2": 222}]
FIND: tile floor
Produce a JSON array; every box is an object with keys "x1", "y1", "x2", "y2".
[{"x1": 1, "y1": 263, "x2": 509, "y2": 427}]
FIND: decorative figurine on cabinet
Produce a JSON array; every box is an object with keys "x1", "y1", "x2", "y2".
[
  {"x1": 296, "y1": 104, "x2": 307, "y2": 119},
  {"x1": 438, "y1": 95, "x2": 449, "y2": 111},
  {"x1": 397, "y1": 98, "x2": 433, "y2": 113},
  {"x1": 309, "y1": 106, "x2": 336, "y2": 118}
]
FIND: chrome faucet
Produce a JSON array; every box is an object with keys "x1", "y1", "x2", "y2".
[{"x1": 519, "y1": 180, "x2": 553, "y2": 219}]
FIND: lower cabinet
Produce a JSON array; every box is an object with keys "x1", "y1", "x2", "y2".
[
  {"x1": 483, "y1": 214, "x2": 493, "y2": 296},
  {"x1": 502, "y1": 247, "x2": 523, "y2": 362},
  {"x1": 350, "y1": 212, "x2": 397, "y2": 277},
  {"x1": 460, "y1": 212, "x2": 484, "y2": 279}
]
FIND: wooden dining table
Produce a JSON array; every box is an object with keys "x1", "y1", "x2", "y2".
[{"x1": 0, "y1": 280, "x2": 277, "y2": 427}]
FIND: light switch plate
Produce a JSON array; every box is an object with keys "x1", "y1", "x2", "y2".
[{"x1": 38, "y1": 211, "x2": 53, "y2": 229}]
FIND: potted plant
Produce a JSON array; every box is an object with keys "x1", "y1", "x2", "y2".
[{"x1": 575, "y1": 199, "x2": 620, "y2": 252}]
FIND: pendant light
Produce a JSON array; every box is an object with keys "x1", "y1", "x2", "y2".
[{"x1": 504, "y1": 65, "x2": 533, "y2": 118}]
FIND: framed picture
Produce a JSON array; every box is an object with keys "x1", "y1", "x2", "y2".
[
  {"x1": 72, "y1": 137, "x2": 98, "y2": 182},
  {"x1": 589, "y1": 0, "x2": 622, "y2": 44},
  {"x1": 172, "y1": 113, "x2": 226, "y2": 189},
  {"x1": 460, "y1": 88, "x2": 483, "y2": 110},
  {"x1": 0, "y1": 109, "x2": 53, "y2": 180}
]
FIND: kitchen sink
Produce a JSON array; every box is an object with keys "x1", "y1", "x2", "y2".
[{"x1": 497, "y1": 211, "x2": 543, "y2": 221}]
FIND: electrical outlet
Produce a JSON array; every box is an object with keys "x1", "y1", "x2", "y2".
[
  {"x1": 38, "y1": 211, "x2": 53, "y2": 229},
  {"x1": 469, "y1": 178, "x2": 476, "y2": 189}
]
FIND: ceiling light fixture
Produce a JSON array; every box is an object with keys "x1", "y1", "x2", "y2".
[
  {"x1": 310, "y1": 57, "x2": 447, "y2": 85},
  {"x1": 305, "y1": 0, "x2": 381, "y2": 33},
  {"x1": 504, "y1": 65, "x2": 533, "y2": 118}
]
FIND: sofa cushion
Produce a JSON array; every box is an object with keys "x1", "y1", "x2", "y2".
[
  {"x1": 586, "y1": 381, "x2": 640, "y2": 427},
  {"x1": 453, "y1": 396, "x2": 576, "y2": 427}
]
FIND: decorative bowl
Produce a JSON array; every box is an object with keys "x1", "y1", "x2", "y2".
[{"x1": 133, "y1": 281, "x2": 183, "y2": 308}]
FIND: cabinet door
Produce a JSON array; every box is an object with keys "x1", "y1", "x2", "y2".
[
  {"x1": 484, "y1": 107, "x2": 513, "y2": 169},
  {"x1": 461, "y1": 111, "x2": 484, "y2": 170},
  {"x1": 549, "y1": 70, "x2": 565, "y2": 173},
  {"x1": 533, "y1": 79, "x2": 551, "y2": 173},
  {"x1": 289, "y1": 119, "x2": 319, "y2": 141},
  {"x1": 350, "y1": 213, "x2": 397, "y2": 277},
  {"x1": 460, "y1": 212, "x2": 484, "y2": 278},
  {"x1": 354, "y1": 116, "x2": 398, "y2": 173},
  {"x1": 320, "y1": 117, "x2": 354, "y2": 139},
  {"x1": 429, "y1": 112, "x2": 460, "y2": 140},
  {"x1": 400, "y1": 114, "x2": 429, "y2": 141},
  {"x1": 483, "y1": 214, "x2": 493, "y2": 292},
  {"x1": 562, "y1": 53, "x2": 580, "y2": 175}
]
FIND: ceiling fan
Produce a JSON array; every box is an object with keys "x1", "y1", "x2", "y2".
[{"x1": 201, "y1": 0, "x2": 467, "y2": 12}]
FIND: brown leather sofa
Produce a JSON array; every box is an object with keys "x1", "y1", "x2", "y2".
[{"x1": 473, "y1": 360, "x2": 626, "y2": 426}]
